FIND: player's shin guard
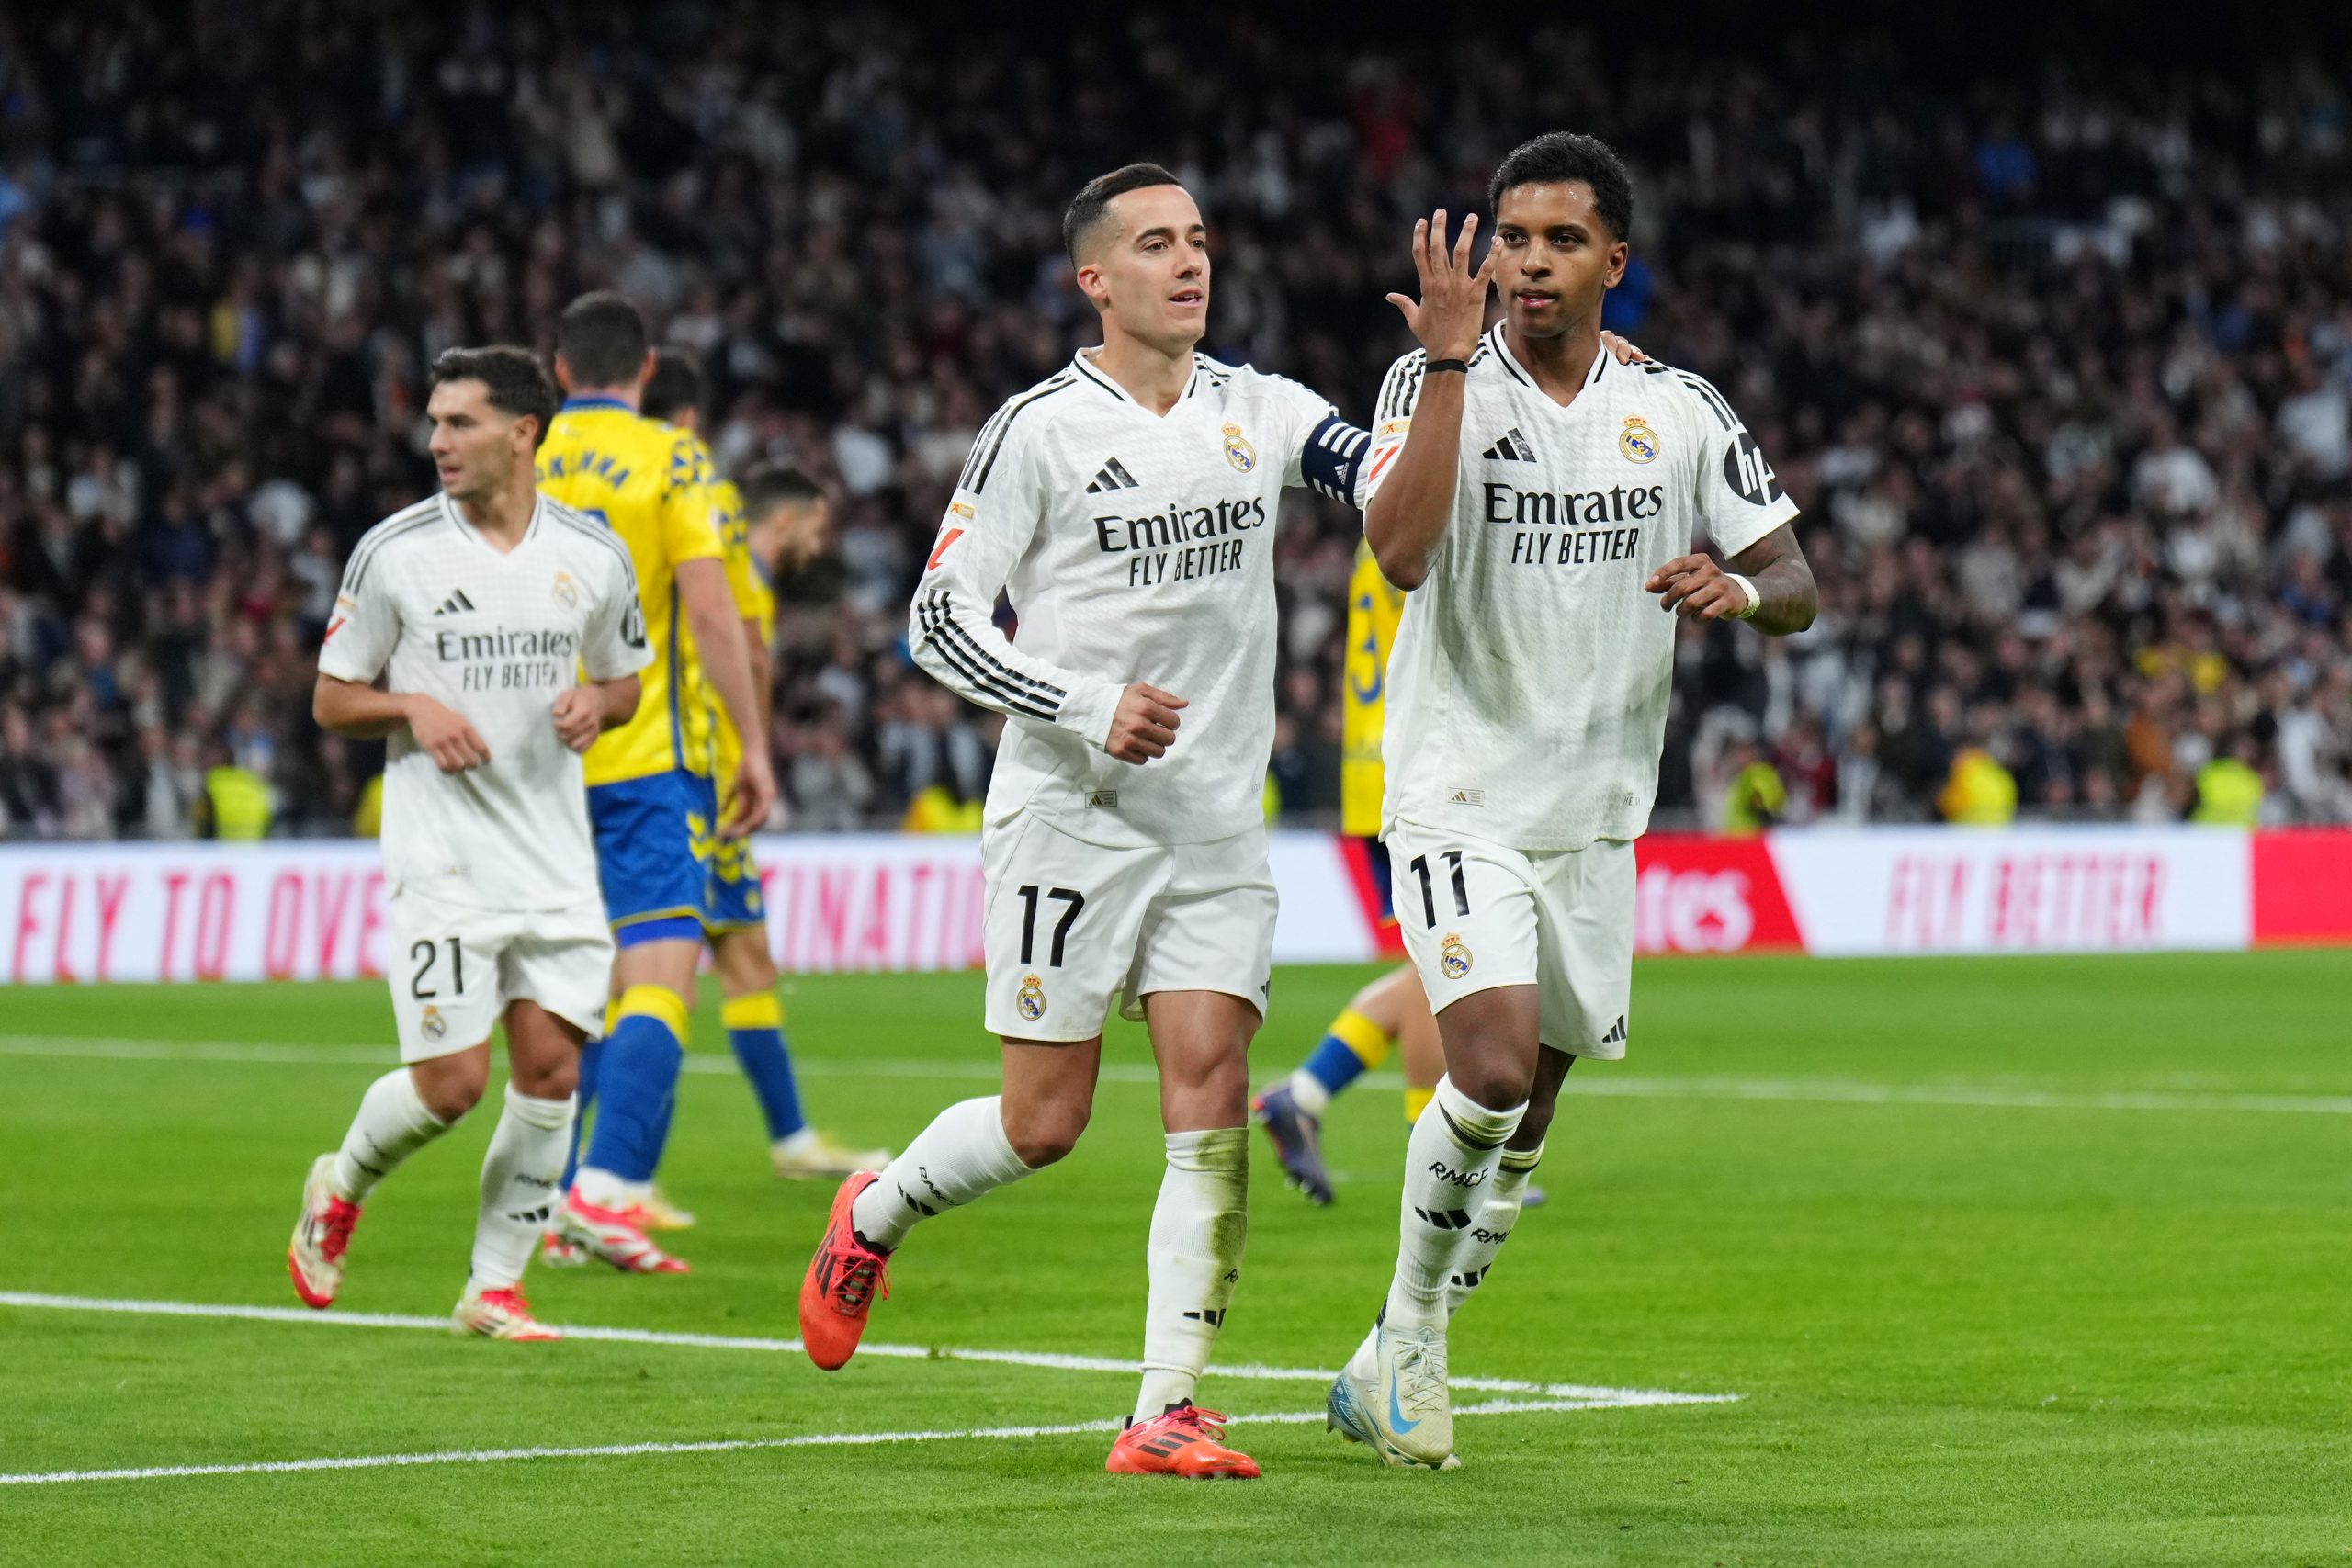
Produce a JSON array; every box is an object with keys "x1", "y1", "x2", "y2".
[
  {"x1": 849, "y1": 1095, "x2": 1035, "y2": 1251},
  {"x1": 1136, "y1": 1127, "x2": 1249, "y2": 1420},
  {"x1": 1447, "y1": 1140, "x2": 1543, "y2": 1317},
  {"x1": 333, "y1": 1068, "x2": 451, "y2": 1201},
  {"x1": 576, "y1": 985, "x2": 686, "y2": 1205},
  {"x1": 1385, "y1": 1076, "x2": 1523, "y2": 1333},
  {"x1": 472, "y1": 1085, "x2": 576, "y2": 1292},
  {"x1": 723, "y1": 991, "x2": 807, "y2": 1140}
]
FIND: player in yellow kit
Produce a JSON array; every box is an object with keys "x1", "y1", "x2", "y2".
[
  {"x1": 532, "y1": 294, "x2": 775, "y2": 1275},
  {"x1": 639, "y1": 349, "x2": 888, "y2": 1185}
]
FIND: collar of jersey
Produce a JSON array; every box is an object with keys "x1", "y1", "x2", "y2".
[
  {"x1": 1070, "y1": 347, "x2": 1204, "y2": 412},
  {"x1": 1485, "y1": 324, "x2": 1611, "y2": 407},
  {"x1": 560, "y1": 396, "x2": 635, "y2": 412},
  {"x1": 440, "y1": 490, "x2": 542, "y2": 555}
]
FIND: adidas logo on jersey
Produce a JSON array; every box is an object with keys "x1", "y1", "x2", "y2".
[
  {"x1": 1481, "y1": 427, "x2": 1538, "y2": 463},
  {"x1": 1084, "y1": 457, "x2": 1140, "y2": 492},
  {"x1": 432, "y1": 589, "x2": 478, "y2": 616},
  {"x1": 1599, "y1": 1015, "x2": 1627, "y2": 1045}
]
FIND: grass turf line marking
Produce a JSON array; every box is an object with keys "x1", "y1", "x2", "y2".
[
  {"x1": 6, "y1": 1034, "x2": 2351, "y2": 1115},
  {"x1": 0, "y1": 1291, "x2": 1738, "y2": 1408},
  {"x1": 0, "y1": 1398, "x2": 1609, "y2": 1488}
]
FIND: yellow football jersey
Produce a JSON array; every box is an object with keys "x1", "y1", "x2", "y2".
[
  {"x1": 1340, "y1": 539, "x2": 1405, "y2": 837},
  {"x1": 703, "y1": 473, "x2": 778, "y2": 787},
  {"x1": 536, "y1": 399, "x2": 723, "y2": 784}
]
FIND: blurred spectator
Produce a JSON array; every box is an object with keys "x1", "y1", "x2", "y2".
[{"x1": 0, "y1": 8, "x2": 2345, "y2": 836}]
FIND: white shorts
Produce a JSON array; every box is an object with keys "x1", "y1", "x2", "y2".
[
  {"x1": 388, "y1": 888, "x2": 615, "y2": 1063},
  {"x1": 979, "y1": 813, "x2": 1278, "y2": 1043},
  {"x1": 1386, "y1": 822, "x2": 1635, "y2": 1059}
]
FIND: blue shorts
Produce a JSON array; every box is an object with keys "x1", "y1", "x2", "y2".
[
  {"x1": 700, "y1": 775, "x2": 768, "y2": 933},
  {"x1": 1362, "y1": 835, "x2": 1396, "y2": 927},
  {"x1": 588, "y1": 772, "x2": 712, "y2": 947}
]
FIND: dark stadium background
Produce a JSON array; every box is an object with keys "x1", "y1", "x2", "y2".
[{"x1": 1, "y1": 1, "x2": 2347, "y2": 837}]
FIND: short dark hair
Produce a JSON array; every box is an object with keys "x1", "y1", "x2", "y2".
[
  {"x1": 1063, "y1": 163, "x2": 1184, "y2": 265},
  {"x1": 642, "y1": 346, "x2": 707, "y2": 423},
  {"x1": 739, "y1": 463, "x2": 824, "y2": 515},
  {"x1": 1488, "y1": 132, "x2": 1634, "y2": 242},
  {"x1": 428, "y1": 346, "x2": 560, "y2": 446},
  {"x1": 555, "y1": 291, "x2": 649, "y2": 389}
]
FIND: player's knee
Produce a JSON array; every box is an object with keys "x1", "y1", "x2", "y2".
[
  {"x1": 413, "y1": 1056, "x2": 489, "y2": 1122},
  {"x1": 1004, "y1": 1100, "x2": 1090, "y2": 1168},
  {"x1": 1512, "y1": 1095, "x2": 1558, "y2": 1148},
  {"x1": 514, "y1": 1056, "x2": 579, "y2": 1101},
  {"x1": 1449, "y1": 1057, "x2": 1535, "y2": 1112}
]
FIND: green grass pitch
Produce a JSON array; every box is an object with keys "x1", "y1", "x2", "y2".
[{"x1": 2, "y1": 951, "x2": 2348, "y2": 1565}]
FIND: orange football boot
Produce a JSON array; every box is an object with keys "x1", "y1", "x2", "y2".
[
  {"x1": 1105, "y1": 1402, "x2": 1261, "y2": 1479},
  {"x1": 799, "y1": 1171, "x2": 890, "y2": 1371}
]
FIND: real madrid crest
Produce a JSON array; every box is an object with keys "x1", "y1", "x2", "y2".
[
  {"x1": 1619, "y1": 416, "x2": 1659, "y2": 465},
  {"x1": 1440, "y1": 933, "x2": 1473, "y2": 980},
  {"x1": 1015, "y1": 972, "x2": 1048, "y2": 1021},
  {"x1": 552, "y1": 570, "x2": 580, "y2": 608},
  {"x1": 1222, "y1": 423, "x2": 1256, "y2": 473},
  {"x1": 420, "y1": 1004, "x2": 447, "y2": 1043}
]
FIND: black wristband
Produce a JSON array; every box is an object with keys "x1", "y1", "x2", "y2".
[{"x1": 1423, "y1": 358, "x2": 1469, "y2": 375}]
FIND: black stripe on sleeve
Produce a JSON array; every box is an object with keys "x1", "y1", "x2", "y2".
[
  {"x1": 926, "y1": 590, "x2": 1067, "y2": 703},
  {"x1": 970, "y1": 378, "x2": 1076, "y2": 494},
  {"x1": 955, "y1": 404, "x2": 1013, "y2": 493},
  {"x1": 1674, "y1": 369, "x2": 1736, "y2": 430},
  {"x1": 917, "y1": 595, "x2": 1059, "y2": 722}
]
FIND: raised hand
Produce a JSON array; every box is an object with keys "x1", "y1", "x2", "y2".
[{"x1": 1385, "y1": 209, "x2": 1498, "y2": 363}]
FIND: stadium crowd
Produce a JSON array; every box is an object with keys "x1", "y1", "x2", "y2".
[{"x1": 0, "y1": 6, "x2": 2348, "y2": 837}]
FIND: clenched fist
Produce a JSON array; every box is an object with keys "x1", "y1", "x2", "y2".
[{"x1": 1106, "y1": 682, "x2": 1187, "y2": 764}]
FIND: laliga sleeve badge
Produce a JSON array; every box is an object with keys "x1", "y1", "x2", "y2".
[
  {"x1": 1016, "y1": 973, "x2": 1048, "y2": 1021},
  {"x1": 1222, "y1": 423, "x2": 1257, "y2": 473},
  {"x1": 1440, "y1": 934, "x2": 1473, "y2": 980},
  {"x1": 420, "y1": 1005, "x2": 447, "y2": 1043},
  {"x1": 1620, "y1": 416, "x2": 1659, "y2": 464}
]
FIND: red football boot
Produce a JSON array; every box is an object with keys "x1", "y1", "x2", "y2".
[
  {"x1": 1105, "y1": 1403, "x2": 1261, "y2": 1480},
  {"x1": 799, "y1": 1171, "x2": 890, "y2": 1371}
]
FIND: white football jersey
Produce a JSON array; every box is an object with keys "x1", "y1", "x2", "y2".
[
  {"x1": 320, "y1": 492, "x2": 651, "y2": 911},
  {"x1": 1369, "y1": 326, "x2": 1800, "y2": 850},
  {"x1": 911, "y1": 349, "x2": 1370, "y2": 849}
]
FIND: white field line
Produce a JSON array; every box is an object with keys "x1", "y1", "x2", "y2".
[
  {"x1": 0, "y1": 1291, "x2": 1734, "y2": 1407},
  {"x1": 0, "y1": 1398, "x2": 1606, "y2": 1488},
  {"x1": 6, "y1": 1033, "x2": 2350, "y2": 1115}
]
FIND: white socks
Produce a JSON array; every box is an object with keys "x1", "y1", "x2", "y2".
[
  {"x1": 470, "y1": 1085, "x2": 577, "y2": 1292},
  {"x1": 332, "y1": 1069, "x2": 450, "y2": 1202},
  {"x1": 1284, "y1": 1068, "x2": 1333, "y2": 1118},
  {"x1": 851, "y1": 1096, "x2": 1036, "y2": 1251},
  {"x1": 571, "y1": 1168, "x2": 650, "y2": 1211},
  {"x1": 1447, "y1": 1140, "x2": 1543, "y2": 1318},
  {"x1": 1136, "y1": 1127, "x2": 1250, "y2": 1420},
  {"x1": 1385, "y1": 1076, "x2": 1524, "y2": 1333}
]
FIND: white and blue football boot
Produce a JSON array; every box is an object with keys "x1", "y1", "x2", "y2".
[{"x1": 1326, "y1": 1311, "x2": 1460, "y2": 1470}]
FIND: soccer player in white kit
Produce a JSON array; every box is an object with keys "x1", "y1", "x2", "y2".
[
  {"x1": 288, "y1": 347, "x2": 651, "y2": 1341},
  {"x1": 1323, "y1": 133, "x2": 1819, "y2": 1469},
  {"x1": 797, "y1": 164, "x2": 1374, "y2": 1479}
]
